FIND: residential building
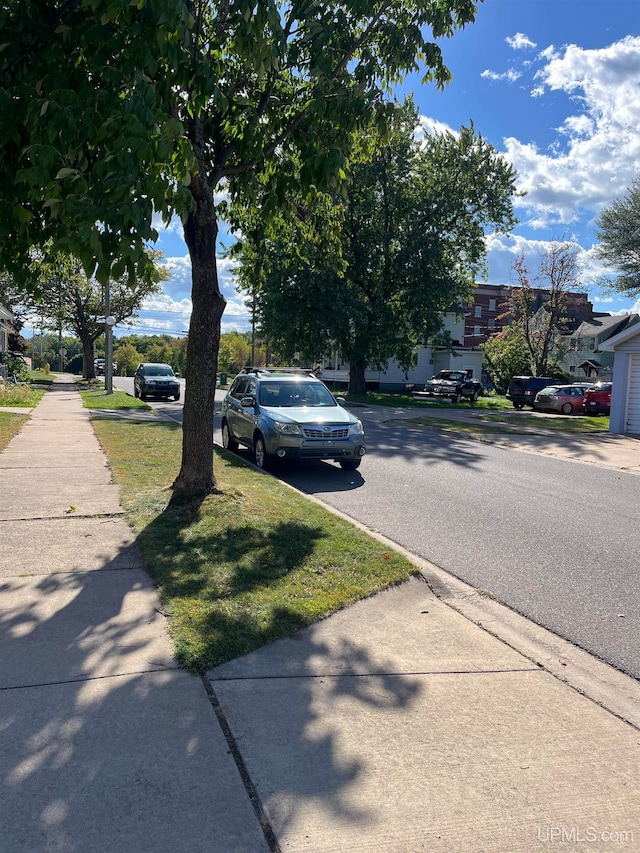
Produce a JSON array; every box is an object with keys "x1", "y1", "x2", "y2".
[
  {"x1": 463, "y1": 283, "x2": 593, "y2": 348},
  {"x1": 562, "y1": 314, "x2": 640, "y2": 380},
  {"x1": 0, "y1": 302, "x2": 12, "y2": 353}
]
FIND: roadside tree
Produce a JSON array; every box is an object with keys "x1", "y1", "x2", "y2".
[
  {"x1": 0, "y1": 0, "x2": 481, "y2": 493},
  {"x1": 481, "y1": 326, "x2": 532, "y2": 394},
  {"x1": 232, "y1": 110, "x2": 518, "y2": 394},
  {"x1": 595, "y1": 177, "x2": 640, "y2": 297}
]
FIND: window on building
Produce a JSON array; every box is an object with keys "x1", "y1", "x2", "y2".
[
  {"x1": 489, "y1": 298, "x2": 496, "y2": 311},
  {"x1": 488, "y1": 319, "x2": 495, "y2": 330},
  {"x1": 475, "y1": 305, "x2": 482, "y2": 318},
  {"x1": 474, "y1": 325, "x2": 481, "y2": 336}
]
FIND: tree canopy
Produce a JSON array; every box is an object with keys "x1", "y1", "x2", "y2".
[
  {"x1": 595, "y1": 177, "x2": 640, "y2": 298},
  {"x1": 232, "y1": 105, "x2": 517, "y2": 392},
  {"x1": 1, "y1": 0, "x2": 482, "y2": 492}
]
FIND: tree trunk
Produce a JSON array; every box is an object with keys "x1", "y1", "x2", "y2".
[
  {"x1": 349, "y1": 358, "x2": 367, "y2": 396},
  {"x1": 82, "y1": 334, "x2": 95, "y2": 379},
  {"x1": 173, "y1": 175, "x2": 225, "y2": 494}
]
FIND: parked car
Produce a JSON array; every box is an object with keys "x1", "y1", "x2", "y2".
[
  {"x1": 422, "y1": 370, "x2": 482, "y2": 403},
  {"x1": 133, "y1": 363, "x2": 181, "y2": 401},
  {"x1": 506, "y1": 376, "x2": 557, "y2": 409},
  {"x1": 533, "y1": 384, "x2": 593, "y2": 414},
  {"x1": 220, "y1": 368, "x2": 366, "y2": 470},
  {"x1": 582, "y1": 382, "x2": 612, "y2": 415},
  {"x1": 94, "y1": 358, "x2": 116, "y2": 376}
]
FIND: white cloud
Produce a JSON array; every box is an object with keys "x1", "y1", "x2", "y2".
[
  {"x1": 506, "y1": 36, "x2": 640, "y2": 226},
  {"x1": 507, "y1": 33, "x2": 536, "y2": 50},
  {"x1": 480, "y1": 67, "x2": 522, "y2": 83},
  {"x1": 414, "y1": 115, "x2": 457, "y2": 142}
]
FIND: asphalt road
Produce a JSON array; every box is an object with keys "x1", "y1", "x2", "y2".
[{"x1": 114, "y1": 378, "x2": 639, "y2": 680}]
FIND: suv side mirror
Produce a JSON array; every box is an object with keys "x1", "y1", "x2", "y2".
[{"x1": 240, "y1": 395, "x2": 256, "y2": 407}]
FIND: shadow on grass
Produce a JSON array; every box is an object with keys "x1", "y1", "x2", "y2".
[{"x1": 135, "y1": 491, "x2": 328, "y2": 670}]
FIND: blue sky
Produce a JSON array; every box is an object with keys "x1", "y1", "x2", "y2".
[{"x1": 127, "y1": 0, "x2": 640, "y2": 339}]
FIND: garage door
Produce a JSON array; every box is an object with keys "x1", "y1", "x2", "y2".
[{"x1": 627, "y1": 354, "x2": 640, "y2": 434}]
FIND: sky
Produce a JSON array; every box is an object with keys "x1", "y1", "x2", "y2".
[{"x1": 119, "y1": 0, "x2": 640, "y2": 339}]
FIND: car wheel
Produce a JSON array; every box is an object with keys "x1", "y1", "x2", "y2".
[
  {"x1": 513, "y1": 402, "x2": 524, "y2": 410},
  {"x1": 133, "y1": 386, "x2": 139, "y2": 398},
  {"x1": 561, "y1": 402, "x2": 573, "y2": 414},
  {"x1": 140, "y1": 389, "x2": 146, "y2": 400},
  {"x1": 173, "y1": 392, "x2": 180, "y2": 401},
  {"x1": 340, "y1": 459, "x2": 361, "y2": 471},
  {"x1": 221, "y1": 420, "x2": 239, "y2": 452},
  {"x1": 253, "y1": 435, "x2": 270, "y2": 470},
  {"x1": 452, "y1": 392, "x2": 461, "y2": 404},
  {"x1": 472, "y1": 389, "x2": 480, "y2": 402}
]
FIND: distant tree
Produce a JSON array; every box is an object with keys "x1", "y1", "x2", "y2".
[
  {"x1": 595, "y1": 177, "x2": 640, "y2": 297},
  {"x1": 114, "y1": 343, "x2": 143, "y2": 377},
  {"x1": 480, "y1": 326, "x2": 532, "y2": 393},
  {"x1": 501, "y1": 242, "x2": 583, "y2": 377},
  {"x1": 233, "y1": 110, "x2": 518, "y2": 394}
]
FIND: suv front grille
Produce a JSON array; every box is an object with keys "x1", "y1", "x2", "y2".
[{"x1": 302, "y1": 426, "x2": 349, "y2": 440}]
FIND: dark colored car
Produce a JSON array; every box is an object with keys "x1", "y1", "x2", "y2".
[
  {"x1": 582, "y1": 382, "x2": 612, "y2": 415},
  {"x1": 94, "y1": 358, "x2": 116, "y2": 376},
  {"x1": 422, "y1": 370, "x2": 482, "y2": 403},
  {"x1": 507, "y1": 376, "x2": 557, "y2": 409},
  {"x1": 220, "y1": 368, "x2": 366, "y2": 470},
  {"x1": 533, "y1": 384, "x2": 593, "y2": 414},
  {"x1": 133, "y1": 363, "x2": 181, "y2": 401}
]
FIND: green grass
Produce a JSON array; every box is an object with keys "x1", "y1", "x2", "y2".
[
  {"x1": 474, "y1": 412, "x2": 610, "y2": 433},
  {"x1": 346, "y1": 390, "x2": 514, "y2": 411},
  {"x1": 0, "y1": 410, "x2": 29, "y2": 450},
  {"x1": 29, "y1": 370, "x2": 56, "y2": 385},
  {"x1": 91, "y1": 416, "x2": 416, "y2": 673},
  {"x1": 406, "y1": 413, "x2": 609, "y2": 436},
  {"x1": 80, "y1": 384, "x2": 153, "y2": 412},
  {"x1": 0, "y1": 381, "x2": 45, "y2": 407}
]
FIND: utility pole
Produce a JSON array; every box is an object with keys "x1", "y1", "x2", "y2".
[{"x1": 105, "y1": 278, "x2": 114, "y2": 394}]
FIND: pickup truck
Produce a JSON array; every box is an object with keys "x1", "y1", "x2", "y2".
[{"x1": 420, "y1": 370, "x2": 482, "y2": 403}]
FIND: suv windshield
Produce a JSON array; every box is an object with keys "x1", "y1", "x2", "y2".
[{"x1": 259, "y1": 381, "x2": 336, "y2": 407}]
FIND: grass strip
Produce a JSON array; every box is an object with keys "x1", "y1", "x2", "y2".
[
  {"x1": 0, "y1": 411, "x2": 29, "y2": 451},
  {"x1": 346, "y1": 390, "x2": 514, "y2": 411},
  {"x1": 404, "y1": 412, "x2": 609, "y2": 436},
  {"x1": 81, "y1": 385, "x2": 153, "y2": 412},
  {"x1": 91, "y1": 417, "x2": 416, "y2": 673}
]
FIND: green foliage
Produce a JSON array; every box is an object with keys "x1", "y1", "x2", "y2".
[
  {"x1": 114, "y1": 343, "x2": 144, "y2": 377},
  {"x1": 481, "y1": 326, "x2": 532, "y2": 393},
  {"x1": 232, "y1": 105, "x2": 517, "y2": 392},
  {"x1": 595, "y1": 176, "x2": 640, "y2": 297}
]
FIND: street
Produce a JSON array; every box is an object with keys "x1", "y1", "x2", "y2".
[{"x1": 114, "y1": 377, "x2": 640, "y2": 679}]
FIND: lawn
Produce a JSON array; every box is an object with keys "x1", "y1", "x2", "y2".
[
  {"x1": 0, "y1": 410, "x2": 29, "y2": 451},
  {"x1": 80, "y1": 384, "x2": 154, "y2": 412},
  {"x1": 89, "y1": 413, "x2": 417, "y2": 673},
  {"x1": 346, "y1": 389, "x2": 514, "y2": 411}
]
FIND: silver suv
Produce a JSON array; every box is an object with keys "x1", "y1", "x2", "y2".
[{"x1": 220, "y1": 368, "x2": 366, "y2": 470}]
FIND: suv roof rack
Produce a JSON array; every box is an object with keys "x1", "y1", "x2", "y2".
[{"x1": 239, "y1": 367, "x2": 317, "y2": 376}]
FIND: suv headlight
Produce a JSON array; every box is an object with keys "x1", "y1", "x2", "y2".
[
  {"x1": 274, "y1": 421, "x2": 302, "y2": 435},
  {"x1": 348, "y1": 420, "x2": 364, "y2": 436}
]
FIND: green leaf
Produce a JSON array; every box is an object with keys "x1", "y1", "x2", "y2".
[{"x1": 55, "y1": 168, "x2": 78, "y2": 180}]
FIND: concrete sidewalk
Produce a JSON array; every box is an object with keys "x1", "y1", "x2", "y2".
[{"x1": 1, "y1": 377, "x2": 639, "y2": 851}]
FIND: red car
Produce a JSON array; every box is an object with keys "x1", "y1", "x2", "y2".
[{"x1": 582, "y1": 382, "x2": 612, "y2": 415}]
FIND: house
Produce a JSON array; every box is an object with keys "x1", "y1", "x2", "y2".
[
  {"x1": 561, "y1": 313, "x2": 640, "y2": 380},
  {"x1": 320, "y1": 310, "x2": 484, "y2": 391},
  {"x1": 0, "y1": 302, "x2": 13, "y2": 353},
  {"x1": 599, "y1": 320, "x2": 640, "y2": 435}
]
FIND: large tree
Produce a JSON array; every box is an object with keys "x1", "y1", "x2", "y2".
[
  {"x1": 232, "y1": 108, "x2": 517, "y2": 392},
  {"x1": 0, "y1": 0, "x2": 481, "y2": 492},
  {"x1": 595, "y1": 177, "x2": 640, "y2": 298}
]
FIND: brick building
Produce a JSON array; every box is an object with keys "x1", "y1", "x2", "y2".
[{"x1": 463, "y1": 283, "x2": 593, "y2": 348}]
